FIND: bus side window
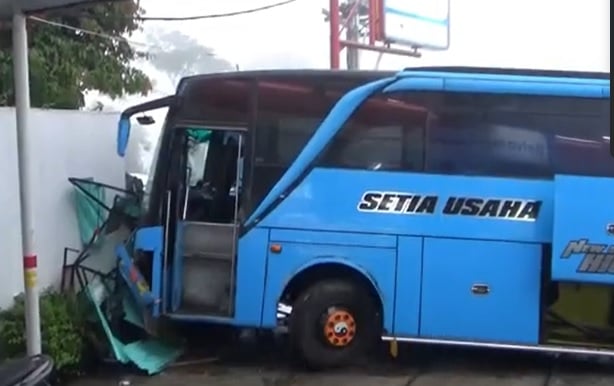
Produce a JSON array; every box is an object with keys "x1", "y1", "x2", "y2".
[
  {"x1": 424, "y1": 93, "x2": 612, "y2": 179},
  {"x1": 316, "y1": 92, "x2": 428, "y2": 172},
  {"x1": 251, "y1": 76, "x2": 361, "y2": 210}
]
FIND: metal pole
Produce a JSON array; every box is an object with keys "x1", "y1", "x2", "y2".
[
  {"x1": 346, "y1": 0, "x2": 360, "y2": 69},
  {"x1": 329, "y1": 0, "x2": 341, "y2": 69},
  {"x1": 12, "y1": 12, "x2": 42, "y2": 356}
]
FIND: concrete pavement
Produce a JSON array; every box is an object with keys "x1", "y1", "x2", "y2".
[
  {"x1": 72, "y1": 367, "x2": 614, "y2": 386},
  {"x1": 72, "y1": 346, "x2": 614, "y2": 386}
]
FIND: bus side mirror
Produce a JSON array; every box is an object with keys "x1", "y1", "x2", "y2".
[
  {"x1": 117, "y1": 117, "x2": 131, "y2": 157},
  {"x1": 136, "y1": 115, "x2": 155, "y2": 125}
]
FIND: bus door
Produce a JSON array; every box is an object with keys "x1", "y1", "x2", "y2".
[
  {"x1": 552, "y1": 174, "x2": 614, "y2": 285},
  {"x1": 169, "y1": 126, "x2": 245, "y2": 317}
]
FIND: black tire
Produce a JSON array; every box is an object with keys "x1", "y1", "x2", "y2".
[{"x1": 289, "y1": 279, "x2": 381, "y2": 370}]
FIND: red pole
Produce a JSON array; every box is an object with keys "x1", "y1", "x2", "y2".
[
  {"x1": 368, "y1": 0, "x2": 375, "y2": 45},
  {"x1": 329, "y1": 0, "x2": 340, "y2": 69}
]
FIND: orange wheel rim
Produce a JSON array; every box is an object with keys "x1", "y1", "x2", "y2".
[{"x1": 323, "y1": 310, "x2": 356, "y2": 347}]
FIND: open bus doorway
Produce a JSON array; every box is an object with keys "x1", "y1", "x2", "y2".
[{"x1": 168, "y1": 126, "x2": 245, "y2": 317}]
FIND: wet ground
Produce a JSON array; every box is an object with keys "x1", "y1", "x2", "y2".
[{"x1": 71, "y1": 336, "x2": 614, "y2": 386}]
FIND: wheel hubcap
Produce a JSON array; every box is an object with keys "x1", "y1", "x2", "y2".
[{"x1": 323, "y1": 309, "x2": 356, "y2": 347}]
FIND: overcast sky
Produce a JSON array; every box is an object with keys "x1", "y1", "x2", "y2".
[
  {"x1": 135, "y1": 0, "x2": 609, "y2": 73},
  {"x1": 95, "y1": 0, "x2": 609, "y2": 108}
]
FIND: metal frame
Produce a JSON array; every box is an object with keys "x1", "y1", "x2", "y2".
[{"x1": 61, "y1": 177, "x2": 138, "y2": 294}]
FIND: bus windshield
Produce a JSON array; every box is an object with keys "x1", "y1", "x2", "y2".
[
  {"x1": 142, "y1": 127, "x2": 212, "y2": 214},
  {"x1": 141, "y1": 132, "x2": 162, "y2": 213}
]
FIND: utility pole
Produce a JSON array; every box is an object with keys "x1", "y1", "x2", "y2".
[
  {"x1": 13, "y1": 12, "x2": 42, "y2": 356},
  {"x1": 346, "y1": 0, "x2": 360, "y2": 69}
]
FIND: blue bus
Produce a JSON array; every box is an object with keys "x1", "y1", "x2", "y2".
[{"x1": 115, "y1": 67, "x2": 611, "y2": 369}]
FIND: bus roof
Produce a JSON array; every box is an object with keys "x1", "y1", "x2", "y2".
[
  {"x1": 176, "y1": 67, "x2": 609, "y2": 99},
  {"x1": 178, "y1": 69, "x2": 395, "y2": 95}
]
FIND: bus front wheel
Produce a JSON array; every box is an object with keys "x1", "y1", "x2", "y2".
[{"x1": 289, "y1": 279, "x2": 380, "y2": 369}]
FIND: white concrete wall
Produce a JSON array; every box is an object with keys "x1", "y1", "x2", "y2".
[{"x1": 0, "y1": 108, "x2": 126, "y2": 308}]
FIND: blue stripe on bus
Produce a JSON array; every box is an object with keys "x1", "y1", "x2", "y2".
[
  {"x1": 387, "y1": 76, "x2": 609, "y2": 98},
  {"x1": 398, "y1": 71, "x2": 611, "y2": 86}
]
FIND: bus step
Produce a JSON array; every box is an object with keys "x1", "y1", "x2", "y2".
[{"x1": 181, "y1": 255, "x2": 232, "y2": 316}]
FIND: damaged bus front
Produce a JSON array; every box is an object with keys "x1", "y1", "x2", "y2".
[{"x1": 113, "y1": 70, "x2": 389, "y2": 323}]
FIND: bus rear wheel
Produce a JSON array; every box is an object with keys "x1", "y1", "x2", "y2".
[{"x1": 289, "y1": 279, "x2": 380, "y2": 369}]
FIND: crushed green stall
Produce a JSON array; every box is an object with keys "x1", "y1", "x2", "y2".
[{"x1": 62, "y1": 176, "x2": 183, "y2": 375}]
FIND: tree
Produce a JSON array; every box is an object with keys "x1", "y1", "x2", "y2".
[
  {"x1": 0, "y1": 1, "x2": 152, "y2": 109},
  {"x1": 146, "y1": 28, "x2": 234, "y2": 86}
]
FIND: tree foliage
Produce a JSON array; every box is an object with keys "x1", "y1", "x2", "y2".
[
  {"x1": 0, "y1": 1, "x2": 152, "y2": 109},
  {"x1": 146, "y1": 28, "x2": 234, "y2": 86}
]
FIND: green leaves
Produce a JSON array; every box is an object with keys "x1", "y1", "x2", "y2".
[
  {"x1": 0, "y1": 1, "x2": 152, "y2": 109},
  {"x1": 0, "y1": 289, "x2": 88, "y2": 375}
]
